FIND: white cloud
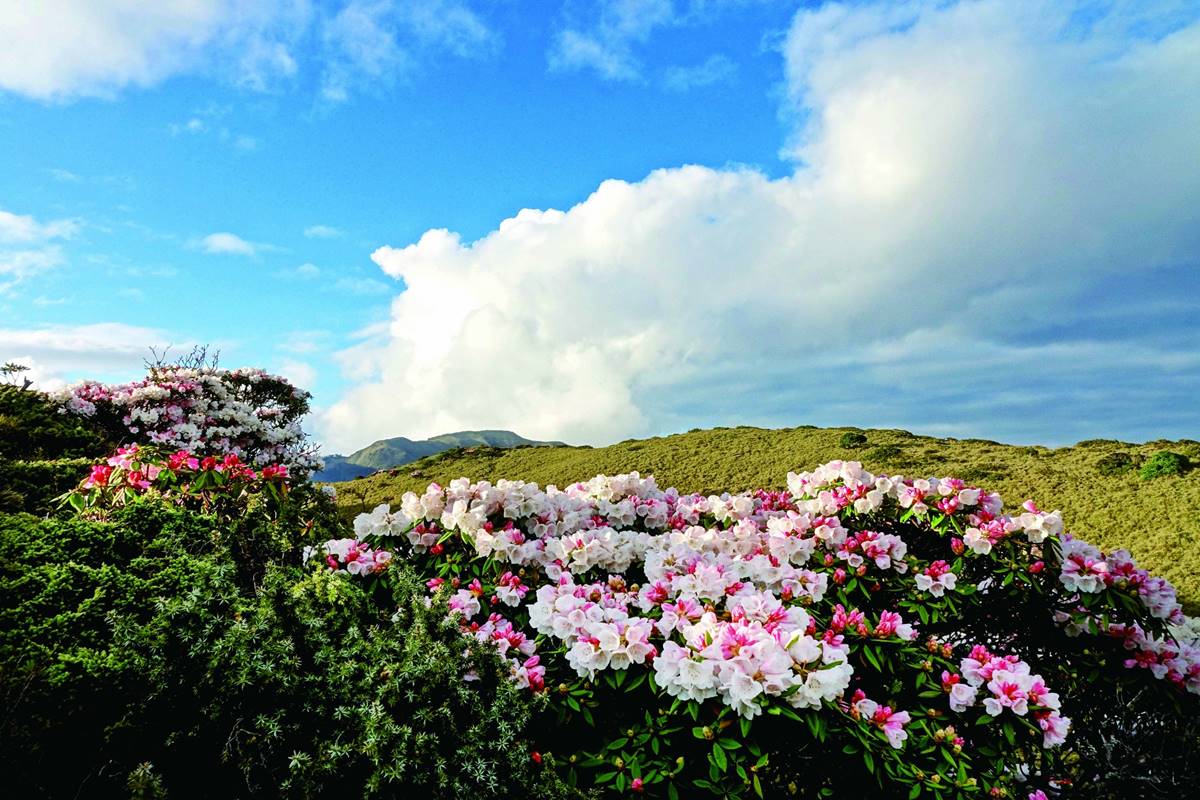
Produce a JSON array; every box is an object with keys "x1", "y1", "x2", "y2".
[
  {"x1": 277, "y1": 357, "x2": 318, "y2": 392},
  {"x1": 332, "y1": 275, "x2": 391, "y2": 295},
  {"x1": 0, "y1": 209, "x2": 80, "y2": 243},
  {"x1": 0, "y1": 322, "x2": 172, "y2": 390},
  {"x1": 49, "y1": 168, "x2": 81, "y2": 183},
  {"x1": 548, "y1": 29, "x2": 643, "y2": 81},
  {"x1": 0, "y1": 0, "x2": 494, "y2": 102},
  {"x1": 294, "y1": 262, "x2": 322, "y2": 277},
  {"x1": 320, "y1": 1, "x2": 1200, "y2": 452},
  {"x1": 169, "y1": 117, "x2": 208, "y2": 136},
  {"x1": 662, "y1": 53, "x2": 737, "y2": 91},
  {"x1": 319, "y1": 0, "x2": 497, "y2": 103},
  {"x1": 303, "y1": 224, "x2": 342, "y2": 239},
  {"x1": 548, "y1": 0, "x2": 759, "y2": 82},
  {"x1": 197, "y1": 231, "x2": 260, "y2": 256},
  {"x1": 0, "y1": 209, "x2": 79, "y2": 293},
  {"x1": 0, "y1": 1, "x2": 308, "y2": 101}
]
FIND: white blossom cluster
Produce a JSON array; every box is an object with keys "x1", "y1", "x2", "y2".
[{"x1": 54, "y1": 367, "x2": 320, "y2": 471}]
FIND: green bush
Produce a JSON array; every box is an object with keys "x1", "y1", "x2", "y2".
[
  {"x1": 0, "y1": 384, "x2": 110, "y2": 461},
  {"x1": 1140, "y1": 451, "x2": 1190, "y2": 480},
  {"x1": 838, "y1": 430, "x2": 868, "y2": 448},
  {"x1": 1097, "y1": 451, "x2": 1138, "y2": 477},
  {"x1": 1, "y1": 496, "x2": 567, "y2": 798},
  {"x1": 0, "y1": 457, "x2": 91, "y2": 515}
]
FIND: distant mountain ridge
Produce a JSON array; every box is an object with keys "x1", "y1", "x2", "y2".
[{"x1": 314, "y1": 429, "x2": 565, "y2": 482}]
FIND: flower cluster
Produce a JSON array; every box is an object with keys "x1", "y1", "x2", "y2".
[
  {"x1": 54, "y1": 366, "x2": 319, "y2": 471},
  {"x1": 952, "y1": 646, "x2": 1071, "y2": 747},
  {"x1": 318, "y1": 537, "x2": 393, "y2": 575},
  {"x1": 344, "y1": 459, "x2": 1198, "y2": 798},
  {"x1": 64, "y1": 443, "x2": 292, "y2": 514}
]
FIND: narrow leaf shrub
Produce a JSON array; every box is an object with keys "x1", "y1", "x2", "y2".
[
  {"x1": 839, "y1": 431, "x2": 869, "y2": 449},
  {"x1": 1139, "y1": 451, "x2": 1190, "y2": 480},
  {"x1": 1, "y1": 490, "x2": 567, "y2": 798}
]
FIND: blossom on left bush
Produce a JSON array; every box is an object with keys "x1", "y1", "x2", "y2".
[{"x1": 63, "y1": 443, "x2": 291, "y2": 515}]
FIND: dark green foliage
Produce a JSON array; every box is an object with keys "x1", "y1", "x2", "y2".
[
  {"x1": 1097, "y1": 451, "x2": 1138, "y2": 477},
  {"x1": 0, "y1": 384, "x2": 110, "y2": 460},
  {"x1": 1, "y1": 494, "x2": 566, "y2": 798},
  {"x1": 0, "y1": 506, "x2": 220, "y2": 796},
  {"x1": 957, "y1": 464, "x2": 1010, "y2": 483},
  {"x1": 0, "y1": 457, "x2": 91, "y2": 514},
  {"x1": 1140, "y1": 451, "x2": 1190, "y2": 480},
  {"x1": 864, "y1": 444, "x2": 904, "y2": 462},
  {"x1": 838, "y1": 430, "x2": 868, "y2": 449}
]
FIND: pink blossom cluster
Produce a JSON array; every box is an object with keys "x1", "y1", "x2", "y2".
[
  {"x1": 948, "y1": 646, "x2": 1071, "y2": 748},
  {"x1": 318, "y1": 538, "x2": 393, "y2": 575},
  {"x1": 464, "y1": 613, "x2": 546, "y2": 691},
  {"x1": 850, "y1": 689, "x2": 912, "y2": 749},
  {"x1": 1104, "y1": 622, "x2": 1200, "y2": 694},
  {"x1": 54, "y1": 367, "x2": 319, "y2": 471},
  {"x1": 1059, "y1": 535, "x2": 1184, "y2": 622},
  {"x1": 72, "y1": 444, "x2": 291, "y2": 508},
  {"x1": 346, "y1": 459, "x2": 1200, "y2": 735},
  {"x1": 915, "y1": 560, "x2": 957, "y2": 597}
]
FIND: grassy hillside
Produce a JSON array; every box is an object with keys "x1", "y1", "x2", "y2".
[
  {"x1": 333, "y1": 425, "x2": 1200, "y2": 612},
  {"x1": 314, "y1": 430, "x2": 566, "y2": 481}
]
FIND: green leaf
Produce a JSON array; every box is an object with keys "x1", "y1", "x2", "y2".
[{"x1": 713, "y1": 744, "x2": 728, "y2": 772}]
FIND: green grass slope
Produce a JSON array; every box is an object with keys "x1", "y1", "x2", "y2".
[{"x1": 333, "y1": 425, "x2": 1200, "y2": 612}]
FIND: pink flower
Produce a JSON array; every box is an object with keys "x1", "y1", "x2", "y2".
[
  {"x1": 853, "y1": 694, "x2": 911, "y2": 749},
  {"x1": 83, "y1": 464, "x2": 113, "y2": 488}
]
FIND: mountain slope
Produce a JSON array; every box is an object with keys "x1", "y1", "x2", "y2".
[
  {"x1": 331, "y1": 424, "x2": 1200, "y2": 612},
  {"x1": 313, "y1": 429, "x2": 563, "y2": 481}
]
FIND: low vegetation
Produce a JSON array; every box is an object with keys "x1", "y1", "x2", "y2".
[
  {"x1": 4, "y1": 371, "x2": 1198, "y2": 798},
  {"x1": 333, "y1": 426, "x2": 1200, "y2": 613}
]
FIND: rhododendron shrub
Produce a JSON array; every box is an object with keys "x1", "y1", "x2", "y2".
[
  {"x1": 62, "y1": 443, "x2": 292, "y2": 519},
  {"x1": 53, "y1": 366, "x2": 320, "y2": 472},
  {"x1": 339, "y1": 462, "x2": 1199, "y2": 798}
]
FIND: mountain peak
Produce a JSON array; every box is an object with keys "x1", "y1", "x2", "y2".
[{"x1": 313, "y1": 429, "x2": 564, "y2": 482}]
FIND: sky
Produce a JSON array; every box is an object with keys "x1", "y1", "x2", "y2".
[{"x1": 1, "y1": 0, "x2": 1198, "y2": 455}]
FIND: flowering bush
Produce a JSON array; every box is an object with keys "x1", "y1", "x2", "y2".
[
  {"x1": 53, "y1": 366, "x2": 320, "y2": 472},
  {"x1": 332, "y1": 461, "x2": 1200, "y2": 798},
  {"x1": 62, "y1": 443, "x2": 291, "y2": 518}
]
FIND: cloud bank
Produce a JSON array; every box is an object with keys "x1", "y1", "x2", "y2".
[
  {"x1": 0, "y1": 323, "x2": 172, "y2": 390},
  {"x1": 319, "y1": 1, "x2": 1200, "y2": 452}
]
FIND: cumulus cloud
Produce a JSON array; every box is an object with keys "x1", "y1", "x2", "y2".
[
  {"x1": 197, "y1": 232, "x2": 261, "y2": 256},
  {"x1": 277, "y1": 357, "x2": 318, "y2": 392},
  {"x1": 0, "y1": 209, "x2": 80, "y2": 293},
  {"x1": 319, "y1": 0, "x2": 1200, "y2": 453},
  {"x1": 0, "y1": 322, "x2": 172, "y2": 390}
]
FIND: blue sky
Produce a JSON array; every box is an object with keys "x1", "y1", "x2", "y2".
[{"x1": 2, "y1": 1, "x2": 1199, "y2": 453}]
